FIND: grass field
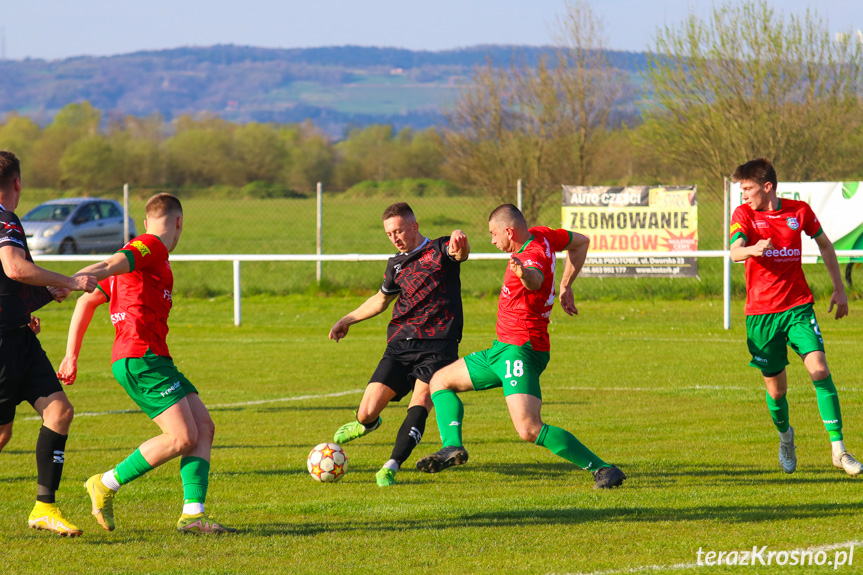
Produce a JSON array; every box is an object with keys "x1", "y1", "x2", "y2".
[
  {"x1": 2, "y1": 294, "x2": 862, "y2": 574},
  {"x1": 22, "y1": 187, "x2": 858, "y2": 303}
]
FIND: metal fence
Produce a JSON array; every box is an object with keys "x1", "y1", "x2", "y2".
[{"x1": 26, "y1": 180, "x2": 863, "y2": 328}]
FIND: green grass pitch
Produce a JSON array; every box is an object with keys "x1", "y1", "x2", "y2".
[{"x1": 2, "y1": 295, "x2": 862, "y2": 574}]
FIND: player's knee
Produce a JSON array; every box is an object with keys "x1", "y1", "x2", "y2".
[
  {"x1": 515, "y1": 422, "x2": 542, "y2": 443},
  {"x1": 172, "y1": 429, "x2": 198, "y2": 454},
  {"x1": 0, "y1": 427, "x2": 11, "y2": 451},
  {"x1": 356, "y1": 407, "x2": 380, "y2": 426},
  {"x1": 197, "y1": 417, "x2": 215, "y2": 445},
  {"x1": 44, "y1": 402, "x2": 75, "y2": 431},
  {"x1": 810, "y1": 367, "x2": 830, "y2": 382}
]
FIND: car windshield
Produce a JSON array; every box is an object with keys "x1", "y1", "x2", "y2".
[{"x1": 22, "y1": 204, "x2": 74, "y2": 222}]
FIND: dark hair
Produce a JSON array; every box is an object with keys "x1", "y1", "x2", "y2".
[
  {"x1": 382, "y1": 202, "x2": 415, "y2": 221},
  {"x1": 489, "y1": 203, "x2": 527, "y2": 228},
  {"x1": 145, "y1": 193, "x2": 183, "y2": 218},
  {"x1": 731, "y1": 158, "x2": 778, "y2": 188},
  {"x1": 0, "y1": 151, "x2": 21, "y2": 191}
]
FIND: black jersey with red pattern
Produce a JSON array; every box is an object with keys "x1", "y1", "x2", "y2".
[
  {"x1": 0, "y1": 207, "x2": 36, "y2": 331},
  {"x1": 381, "y1": 236, "x2": 463, "y2": 343}
]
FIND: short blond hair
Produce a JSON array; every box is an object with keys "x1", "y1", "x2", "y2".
[{"x1": 145, "y1": 193, "x2": 183, "y2": 218}]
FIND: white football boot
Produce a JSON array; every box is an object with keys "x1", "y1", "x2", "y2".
[{"x1": 778, "y1": 426, "x2": 797, "y2": 474}]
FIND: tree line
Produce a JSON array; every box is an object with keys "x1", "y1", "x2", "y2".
[{"x1": 1, "y1": 1, "x2": 861, "y2": 216}]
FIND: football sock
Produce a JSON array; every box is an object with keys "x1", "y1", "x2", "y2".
[
  {"x1": 102, "y1": 470, "x2": 121, "y2": 491},
  {"x1": 765, "y1": 391, "x2": 790, "y2": 434},
  {"x1": 390, "y1": 405, "x2": 428, "y2": 465},
  {"x1": 113, "y1": 448, "x2": 155, "y2": 485},
  {"x1": 832, "y1": 440, "x2": 847, "y2": 457},
  {"x1": 432, "y1": 390, "x2": 464, "y2": 447},
  {"x1": 383, "y1": 459, "x2": 399, "y2": 472},
  {"x1": 180, "y1": 456, "x2": 210, "y2": 504},
  {"x1": 813, "y1": 375, "x2": 843, "y2": 441},
  {"x1": 535, "y1": 424, "x2": 608, "y2": 471},
  {"x1": 35, "y1": 426, "x2": 67, "y2": 504},
  {"x1": 779, "y1": 428, "x2": 794, "y2": 444}
]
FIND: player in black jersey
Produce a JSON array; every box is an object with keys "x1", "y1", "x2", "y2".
[
  {"x1": 328, "y1": 202, "x2": 470, "y2": 486},
  {"x1": 0, "y1": 151, "x2": 97, "y2": 536}
]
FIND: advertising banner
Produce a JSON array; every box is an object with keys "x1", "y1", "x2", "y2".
[
  {"x1": 730, "y1": 181, "x2": 863, "y2": 263},
  {"x1": 562, "y1": 185, "x2": 698, "y2": 278}
]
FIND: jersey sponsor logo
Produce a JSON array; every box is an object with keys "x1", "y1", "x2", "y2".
[
  {"x1": 393, "y1": 263, "x2": 402, "y2": 275},
  {"x1": 786, "y1": 216, "x2": 800, "y2": 230},
  {"x1": 501, "y1": 285, "x2": 511, "y2": 297},
  {"x1": 110, "y1": 311, "x2": 127, "y2": 325},
  {"x1": 2, "y1": 221, "x2": 23, "y2": 235},
  {"x1": 163, "y1": 289, "x2": 173, "y2": 302},
  {"x1": 160, "y1": 380, "x2": 181, "y2": 397},
  {"x1": 130, "y1": 240, "x2": 151, "y2": 257},
  {"x1": 763, "y1": 247, "x2": 801, "y2": 258},
  {"x1": 754, "y1": 221, "x2": 769, "y2": 229}
]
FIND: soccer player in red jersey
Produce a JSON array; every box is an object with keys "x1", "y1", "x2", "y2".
[
  {"x1": 57, "y1": 193, "x2": 236, "y2": 533},
  {"x1": 730, "y1": 158, "x2": 861, "y2": 476},
  {"x1": 416, "y1": 204, "x2": 625, "y2": 489}
]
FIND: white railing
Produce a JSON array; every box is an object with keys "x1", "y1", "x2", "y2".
[{"x1": 33, "y1": 250, "x2": 863, "y2": 329}]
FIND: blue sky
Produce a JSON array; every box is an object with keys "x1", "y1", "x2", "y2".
[{"x1": 2, "y1": 1, "x2": 861, "y2": 60}]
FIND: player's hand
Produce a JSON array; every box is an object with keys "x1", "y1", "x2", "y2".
[
  {"x1": 828, "y1": 289, "x2": 849, "y2": 320},
  {"x1": 71, "y1": 273, "x2": 98, "y2": 293},
  {"x1": 508, "y1": 255, "x2": 525, "y2": 278},
  {"x1": 750, "y1": 239, "x2": 773, "y2": 257},
  {"x1": 29, "y1": 316, "x2": 41, "y2": 335},
  {"x1": 329, "y1": 320, "x2": 350, "y2": 342},
  {"x1": 48, "y1": 286, "x2": 71, "y2": 303},
  {"x1": 57, "y1": 356, "x2": 78, "y2": 386},
  {"x1": 559, "y1": 286, "x2": 579, "y2": 316},
  {"x1": 448, "y1": 230, "x2": 467, "y2": 256}
]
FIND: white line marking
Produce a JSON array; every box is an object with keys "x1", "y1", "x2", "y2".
[
  {"x1": 22, "y1": 389, "x2": 364, "y2": 421},
  {"x1": 553, "y1": 540, "x2": 862, "y2": 575},
  {"x1": 558, "y1": 385, "x2": 863, "y2": 393}
]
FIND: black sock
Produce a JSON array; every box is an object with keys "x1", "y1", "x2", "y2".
[
  {"x1": 390, "y1": 406, "x2": 428, "y2": 465},
  {"x1": 35, "y1": 426, "x2": 67, "y2": 504}
]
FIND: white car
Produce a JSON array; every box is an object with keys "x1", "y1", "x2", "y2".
[{"x1": 22, "y1": 198, "x2": 137, "y2": 255}]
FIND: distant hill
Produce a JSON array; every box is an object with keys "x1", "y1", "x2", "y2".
[{"x1": 0, "y1": 45, "x2": 646, "y2": 135}]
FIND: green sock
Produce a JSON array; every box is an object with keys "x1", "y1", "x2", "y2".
[
  {"x1": 113, "y1": 448, "x2": 155, "y2": 485},
  {"x1": 813, "y1": 375, "x2": 843, "y2": 441},
  {"x1": 765, "y1": 391, "x2": 790, "y2": 433},
  {"x1": 180, "y1": 456, "x2": 210, "y2": 503},
  {"x1": 535, "y1": 424, "x2": 607, "y2": 471},
  {"x1": 432, "y1": 389, "x2": 464, "y2": 447}
]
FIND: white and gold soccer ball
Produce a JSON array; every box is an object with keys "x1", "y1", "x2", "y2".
[{"x1": 307, "y1": 442, "x2": 348, "y2": 482}]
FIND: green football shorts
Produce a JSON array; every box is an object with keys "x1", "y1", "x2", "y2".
[
  {"x1": 745, "y1": 303, "x2": 825, "y2": 373},
  {"x1": 112, "y1": 350, "x2": 198, "y2": 419},
  {"x1": 464, "y1": 340, "x2": 550, "y2": 399}
]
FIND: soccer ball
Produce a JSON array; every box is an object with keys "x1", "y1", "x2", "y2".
[{"x1": 307, "y1": 442, "x2": 348, "y2": 482}]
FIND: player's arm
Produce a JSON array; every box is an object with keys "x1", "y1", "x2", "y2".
[
  {"x1": 75, "y1": 252, "x2": 131, "y2": 281},
  {"x1": 57, "y1": 289, "x2": 109, "y2": 385},
  {"x1": 448, "y1": 229, "x2": 470, "y2": 262},
  {"x1": 814, "y1": 232, "x2": 849, "y2": 319},
  {"x1": 0, "y1": 245, "x2": 97, "y2": 292},
  {"x1": 509, "y1": 256, "x2": 543, "y2": 291},
  {"x1": 329, "y1": 290, "x2": 398, "y2": 342},
  {"x1": 558, "y1": 232, "x2": 590, "y2": 316},
  {"x1": 730, "y1": 236, "x2": 773, "y2": 262}
]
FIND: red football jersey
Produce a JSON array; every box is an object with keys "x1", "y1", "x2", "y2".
[
  {"x1": 496, "y1": 227, "x2": 572, "y2": 352},
  {"x1": 730, "y1": 198, "x2": 822, "y2": 316},
  {"x1": 97, "y1": 234, "x2": 174, "y2": 362}
]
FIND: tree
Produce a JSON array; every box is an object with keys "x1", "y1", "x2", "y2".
[
  {"x1": 638, "y1": 0, "x2": 863, "y2": 188},
  {"x1": 234, "y1": 122, "x2": 287, "y2": 183},
  {"x1": 58, "y1": 135, "x2": 118, "y2": 190},
  {"x1": 440, "y1": 1, "x2": 619, "y2": 221},
  {"x1": 0, "y1": 115, "x2": 43, "y2": 183}
]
